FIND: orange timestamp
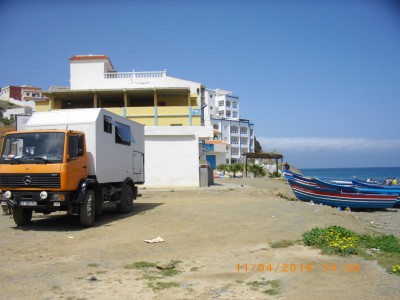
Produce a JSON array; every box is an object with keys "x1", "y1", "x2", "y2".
[{"x1": 236, "y1": 263, "x2": 360, "y2": 273}]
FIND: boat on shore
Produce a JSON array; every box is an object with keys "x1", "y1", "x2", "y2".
[
  {"x1": 286, "y1": 177, "x2": 398, "y2": 208},
  {"x1": 352, "y1": 178, "x2": 400, "y2": 190}
]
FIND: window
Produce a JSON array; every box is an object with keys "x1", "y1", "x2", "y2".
[
  {"x1": 68, "y1": 134, "x2": 84, "y2": 159},
  {"x1": 1, "y1": 132, "x2": 65, "y2": 164},
  {"x1": 232, "y1": 102, "x2": 237, "y2": 108},
  {"x1": 218, "y1": 101, "x2": 224, "y2": 106},
  {"x1": 78, "y1": 135, "x2": 84, "y2": 156},
  {"x1": 233, "y1": 112, "x2": 238, "y2": 118},
  {"x1": 171, "y1": 124, "x2": 182, "y2": 126},
  {"x1": 104, "y1": 115, "x2": 112, "y2": 133},
  {"x1": 115, "y1": 121, "x2": 132, "y2": 146}
]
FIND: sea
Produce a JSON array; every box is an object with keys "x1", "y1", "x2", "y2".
[{"x1": 300, "y1": 167, "x2": 400, "y2": 184}]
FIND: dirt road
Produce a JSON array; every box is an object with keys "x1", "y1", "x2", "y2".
[{"x1": 0, "y1": 178, "x2": 399, "y2": 299}]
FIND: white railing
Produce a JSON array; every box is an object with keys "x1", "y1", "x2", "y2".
[
  {"x1": 49, "y1": 86, "x2": 70, "y2": 91},
  {"x1": 104, "y1": 70, "x2": 167, "y2": 79}
]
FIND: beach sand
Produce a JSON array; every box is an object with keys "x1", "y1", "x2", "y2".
[{"x1": 0, "y1": 177, "x2": 399, "y2": 299}]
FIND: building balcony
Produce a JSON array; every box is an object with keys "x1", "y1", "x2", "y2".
[{"x1": 104, "y1": 70, "x2": 167, "y2": 79}]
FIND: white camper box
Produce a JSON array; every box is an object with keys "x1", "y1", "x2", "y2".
[{"x1": 26, "y1": 108, "x2": 145, "y2": 184}]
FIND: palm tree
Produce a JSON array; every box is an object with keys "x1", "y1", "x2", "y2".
[
  {"x1": 248, "y1": 164, "x2": 266, "y2": 178},
  {"x1": 227, "y1": 163, "x2": 243, "y2": 177},
  {"x1": 216, "y1": 164, "x2": 227, "y2": 175}
]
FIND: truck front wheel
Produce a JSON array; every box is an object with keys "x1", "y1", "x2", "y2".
[
  {"x1": 117, "y1": 184, "x2": 134, "y2": 213},
  {"x1": 13, "y1": 208, "x2": 32, "y2": 226},
  {"x1": 79, "y1": 190, "x2": 95, "y2": 227}
]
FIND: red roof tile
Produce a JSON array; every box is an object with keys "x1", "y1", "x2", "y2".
[{"x1": 69, "y1": 55, "x2": 109, "y2": 61}]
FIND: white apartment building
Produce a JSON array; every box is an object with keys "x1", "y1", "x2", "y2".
[{"x1": 204, "y1": 89, "x2": 255, "y2": 165}]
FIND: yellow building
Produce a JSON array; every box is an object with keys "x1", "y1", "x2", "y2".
[{"x1": 38, "y1": 55, "x2": 205, "y2": 127}]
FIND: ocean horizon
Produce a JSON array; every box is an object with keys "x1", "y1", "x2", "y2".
[{"x1": 299, "y1": 166, "x2": 400, "y2": 184}]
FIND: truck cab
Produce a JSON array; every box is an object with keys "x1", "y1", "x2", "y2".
[{"x1": 0, "y1": 130, "x2": 91, "y2": 225}]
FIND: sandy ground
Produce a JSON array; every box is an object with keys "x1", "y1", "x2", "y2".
[{"x1": 0, "y1": 177, "x2": 399, "y2": 300}]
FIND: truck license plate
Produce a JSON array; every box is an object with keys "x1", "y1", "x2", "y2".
[{"x1": 20, "y1": 201, "x2": 37, "y2": 206}]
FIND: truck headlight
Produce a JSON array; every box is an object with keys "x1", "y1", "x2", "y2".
[
  {"x1": 40, "y1": 191, "x2": 48, "y2": 200},
  {"x1": 4, "y1": 191, "x2": 12, "y2": 199}
]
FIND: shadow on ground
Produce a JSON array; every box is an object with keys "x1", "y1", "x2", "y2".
[{"x1": 12, "y1": 201, "x2": 164, "y2": 232}]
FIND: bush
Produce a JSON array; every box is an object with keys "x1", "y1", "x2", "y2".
[
  {"x1": 248, "y1": 164, "x2": 266, "y2": 178},
  {"x1": 302, "y1": 226, "x2": 359, "y2": 255}
]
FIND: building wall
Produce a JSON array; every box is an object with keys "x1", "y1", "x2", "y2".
[
  {"x1": 70, "y1": 60, "x2": 112, "y2": 89},
  {"x1": 10, "y1": 86, "x2": 22, "y2": 100},
  {"x1": 144, "y1": 126, "x2": 213, "y2": 188},
  {"x1": 205, "y1": 142, "x2": 229, "y2": 167},
  {"x1": 3, "y1": 107, "x2": 32, "y2": 119}
]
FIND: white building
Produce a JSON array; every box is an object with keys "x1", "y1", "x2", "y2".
[
  {"x1": 40, "y1": 54, "x2": 213, "y2": 188},
  {"x1": 203, "y1": 89, "x2": 255, "y2": 164},
  {"x1": 2, "y1": 107, "x2": 32, "y2": 120},
  {"x1": 0, "y1": 85, "x2": 42, "y2": 111}
]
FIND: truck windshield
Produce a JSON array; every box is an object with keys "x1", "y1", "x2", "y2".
[{"x1": 1, "y1": 132, "x2": 65, "y2": 164}]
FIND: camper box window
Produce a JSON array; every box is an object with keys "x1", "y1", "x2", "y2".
[
  {"x1": 115, "y1": 122, "x2": 131, "y2": 146},
  {"x1": 104, "y1": 115, "x2": 112, "y2": 133}
]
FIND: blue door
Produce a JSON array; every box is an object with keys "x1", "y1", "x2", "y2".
[{"x1": 206, "y1": 155, "x2": 216, "y2": 169}]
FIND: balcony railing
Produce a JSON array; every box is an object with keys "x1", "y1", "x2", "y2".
[{"x1": 104, "y1": 70, "x2": 167, "y2": 79}]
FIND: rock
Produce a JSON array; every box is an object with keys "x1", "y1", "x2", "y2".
[{"x1": 156, "y1": 260, "x2": 175, "y2": 270}]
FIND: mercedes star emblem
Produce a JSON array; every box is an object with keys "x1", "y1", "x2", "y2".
[{"x1": 23, "y1": 176, "x2": 32, "y2": 185}]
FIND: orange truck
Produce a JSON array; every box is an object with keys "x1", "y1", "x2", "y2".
[{"x1": 0, "y1": 108, "x2": 144, "y2": 227}]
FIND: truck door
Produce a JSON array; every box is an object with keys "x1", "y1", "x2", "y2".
[
  {"x1": 65, "y1": 133, "x2": 88, "y2": 190},
  {"x1": 133, "y1": 151, "x2": 144, "y2": 184}
]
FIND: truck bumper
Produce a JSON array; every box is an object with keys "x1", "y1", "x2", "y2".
[{"x1": 1, "y1": 191, "x2": 72, "y2": 211}]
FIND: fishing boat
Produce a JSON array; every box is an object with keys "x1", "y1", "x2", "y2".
[
  {"x1": 286, "y1": 177, "x2": 398, "y2": 208},
  {"x1": 352, "y1": 178, "x2": 400, "y2": 190},
  {"x1": 313, "y1": 177, "x2": 359, "y2": 192},
  {"x1": 283, "y1": 171, "x2": 317, "y2": 186}
]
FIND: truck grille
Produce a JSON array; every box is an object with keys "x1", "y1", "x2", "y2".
[{"x1": 0, "y1": 173, "x2": 61, "y2": 188}]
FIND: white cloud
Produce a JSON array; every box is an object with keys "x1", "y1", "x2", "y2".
[{"x1": 258, "y1": 137, "x2": 400, "y2": 152}]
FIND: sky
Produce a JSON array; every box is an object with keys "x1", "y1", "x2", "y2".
[{"x1": 1, "y1": 0, "x2": 400, "y2": 169}]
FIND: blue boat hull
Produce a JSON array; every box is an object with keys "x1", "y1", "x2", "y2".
[
  {"x1": 352, "y1": 178, "x2": 400, "y2": 191},
  {"x1": 287, "y1": 178, "x2": 397, "y2": 209}
]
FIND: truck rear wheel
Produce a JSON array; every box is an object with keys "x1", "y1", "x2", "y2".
[
  {"x1": 117, "y1": 184, "x2": 134, "y2": 213},
  {"x1": 79, "y1": 190, "x2": 95, "y2": 227},
  {"x1": 13, "y1": 208, "x2": 32, "y2": 226}
]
